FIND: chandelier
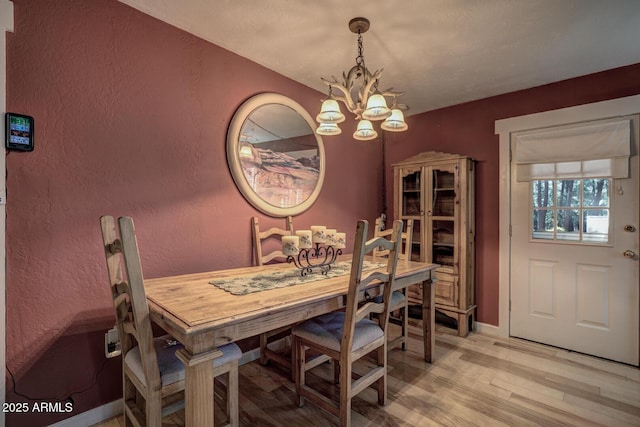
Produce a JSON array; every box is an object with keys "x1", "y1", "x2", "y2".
[{"x1": 316, "y1": 17, "x2": 408, "y2": 141}]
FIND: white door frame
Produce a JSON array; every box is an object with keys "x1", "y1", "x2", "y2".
[
  {"x1": 1, "y1": 0, "x2": 14, "y2": 420},
  {"x1": 495, "y1": 94, "x2": 640, "y2": 339}
]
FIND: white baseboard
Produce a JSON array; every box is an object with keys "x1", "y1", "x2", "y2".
[{"x1": 474, "y1": 321, "x2": 502, "y2": 337}]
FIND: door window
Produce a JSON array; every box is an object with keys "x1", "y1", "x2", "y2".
[{"x1": 531, "y1": 178, "x2": 610, "y2": 244}]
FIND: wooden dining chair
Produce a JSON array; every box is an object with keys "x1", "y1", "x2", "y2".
[
  {"x1": 251, "y1": 215, "x2": 296, "y2": 374},
  {"x1": 100, "y1": 215, "x2": 242, "y2": 427},
  {"x1": 373, "y1": 216, "x2": 414, "y2": 351},
  {"x1": 251, "y1": 215, "x2": 294, "y2": 265},
  {"x1": 292, "y1": 219, "x2": 403, "y2": 427}
]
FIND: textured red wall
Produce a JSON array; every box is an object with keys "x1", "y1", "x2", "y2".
[
  {"x1": 387, "y1": 63, "x2": 640, "y2": 326},
  {"x1": 5, "y1": 0, "x2": 380, "y2": 424}
]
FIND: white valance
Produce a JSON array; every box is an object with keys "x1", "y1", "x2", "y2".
[{"x1": 514, "y1": 118, "x2": 631, "y2": 181}]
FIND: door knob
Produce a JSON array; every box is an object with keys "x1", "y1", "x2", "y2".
[{"x1": 623, "y1": 250, "x2": 637, "y2": 259}]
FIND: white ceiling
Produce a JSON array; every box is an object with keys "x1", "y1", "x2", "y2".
[{"x1": 119, "y1": 0, "x2": 640, "y2": 116}]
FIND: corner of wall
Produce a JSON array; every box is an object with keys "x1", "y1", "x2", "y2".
[{"x1": 1, "y1": 0, "x2": 15, "y2": 421}]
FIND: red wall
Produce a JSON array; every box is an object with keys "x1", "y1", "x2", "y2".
[
  {"x1": 5, "y1": 1, "x2": 380, "y2": 424},
  {"x1": 387, "y1": 63, "x2": 640, "y2": 326},
  {"x1": 5, "y1": 0, "x2": 640, "y2": 424}
]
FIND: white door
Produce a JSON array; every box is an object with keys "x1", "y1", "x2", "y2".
[{"x1": 510, "y1": 120, "x2": 639, "y2": 366}]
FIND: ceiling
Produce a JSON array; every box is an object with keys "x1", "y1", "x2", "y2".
[{"x1": 119, "y1": 0, "x2": 640, "y2": 117}]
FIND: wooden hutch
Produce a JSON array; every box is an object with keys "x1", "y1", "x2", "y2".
[{"x1": 393, "y1": 151, "x2": 476, "y2": 336}]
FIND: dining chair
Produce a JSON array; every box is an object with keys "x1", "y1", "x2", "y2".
[
  {"x1": 292, "y1": 219, "x2": 403, "y2": 427},
  {"x1": 373, "y1": 216, "x2": 414, "y2": 351},
  {"x1": 251, "y1": 215, "x2": 296, "y2": 374},
  {"x1": 100, "y1": 215, "x2": 242, "y2": 427},
  {"x1": 251, "y1": 215, "x2": 294, "y2": 265}
]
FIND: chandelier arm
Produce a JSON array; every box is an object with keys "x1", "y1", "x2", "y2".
[
  {"x1": 358, "y1": 68, "x2": 383, "y2": 103},
  {"x1": 380, "y1": 89, "x2": 405, "y2": 98},
  {"x1": 321, "y1": 77, "x2": 358, "y2": 113}
]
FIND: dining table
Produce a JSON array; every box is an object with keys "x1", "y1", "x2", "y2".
[{"x1": 144, "y1": 254, "x2": 438, "y2": 427}]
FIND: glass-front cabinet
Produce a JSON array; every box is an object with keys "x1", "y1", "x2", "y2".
[{"x1": 393, "y1": 152, "x2": 476, "y2": 337}]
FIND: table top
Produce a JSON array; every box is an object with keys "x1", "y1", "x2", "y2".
[{"x1": 145, "y1": 255, "x2": 437, "y2": 351}]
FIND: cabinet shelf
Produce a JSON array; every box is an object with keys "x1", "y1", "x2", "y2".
[{"x1": 431, "y1": 216, "x2": 454, "y2": 221}]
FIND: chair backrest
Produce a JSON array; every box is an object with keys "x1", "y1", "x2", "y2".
[
  {"x1": 342, "y1": 219, "x2": 403, "y2": 352},
  {"x1": 374, "y1": 217, "x2": 413, "y2": 261},
  {"x1": 100, "y1": 215, "x2": 161, "y2": 392},
  {"x1": 251, "y1": 216, "x2": 294, "y2": 266}
]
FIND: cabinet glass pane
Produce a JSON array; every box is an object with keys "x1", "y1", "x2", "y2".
[
  {"x1": 402, "y1": 171, "x2": 421, "y2": 216},
  {"x1": 403, "y1": 171, "x2": 421, "y2": 191},
  {"x1": 432, "y1": 169, "x2": 455, "y2": 217},
  {"x1": 432, "y1": 219, "x2": 454, "y2": 266},
  {"x1": 405, "y1": 219, "x2": 422, "y2": 261}
]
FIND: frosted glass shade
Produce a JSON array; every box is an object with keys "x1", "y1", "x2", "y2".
[
  {"x1": 316, "y1": 122, "x2": 342, "y2": 136},
  {"x1": 353, "y1": 120, "x2": 377, "y2": 140},
  {"x1": 381, "y1": 108, "x2": 408, "y2": 131},
  {"x1": 316, "y1": 99, "x2": 345, "y2": 124},
  {"x1": 362, "y1": 93, "x2": 391, "y2": 120},
  {"x1": 239, "y1": 144, "x2": 253, "y2": 158}
]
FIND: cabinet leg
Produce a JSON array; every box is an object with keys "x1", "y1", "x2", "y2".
[
  {"x1": 456, "y1": 308, "x2": 475, "y2": 337},
  {"x1": 457, "y1": 313, "x2": 469, "y2": 337}
]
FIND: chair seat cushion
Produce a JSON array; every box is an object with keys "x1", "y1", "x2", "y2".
[
  {"x1": 372, "y1": 290, "x2": 405, "y2": 308},
  {"x1": 125, "y1": 335, "x2": 242, "y2": 386},
  {"x1": 292, "y1": 312, "x2": 383, "y2": 352}
]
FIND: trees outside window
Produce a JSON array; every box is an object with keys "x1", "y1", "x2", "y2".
[{"x1": 530, "y1": 178, "x2": 610, "y2": 243}]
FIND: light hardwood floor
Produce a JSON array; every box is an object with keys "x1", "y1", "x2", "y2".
[{"x1": 92, "y1": 322, "x2": 640, "y2": 427}]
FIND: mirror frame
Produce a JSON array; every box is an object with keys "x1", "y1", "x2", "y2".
[{"x1": 227, "y1": 93, "x2": 326, "y2": 217}]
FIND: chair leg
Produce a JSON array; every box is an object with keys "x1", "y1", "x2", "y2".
[
  {"x1": 145, "y1": 390, "x2": 162, "y2": 427},
  {"x1": 401, "y1": 303, "x2": 408, "y2": 351},
  {"x1": 376, "y1": 345, "x2": 387, "y2": 406},
  {"x1": 339, "y1": 361, "x2": 352, "y2": 427},
  {"x1": 259, "y1": 333, "x2": 269, "y2": 365},
  {"x1": 293, "y1": 336, "x2": 305, "y2": 407}
]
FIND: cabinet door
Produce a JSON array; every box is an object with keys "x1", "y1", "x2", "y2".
[
  {"x1": 398, "y1": 167, "x2": 424, "y2": 261},
  {"x1": 427, "y1": 164, "x2": 459, "y2": 274},
  {"x1": 434, "y1": 268, "x2": 458, "y2": 307}
]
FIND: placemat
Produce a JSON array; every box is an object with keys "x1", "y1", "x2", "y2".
[{"x1": 210, "y1": 260, "x2": 386, "y2": 295}]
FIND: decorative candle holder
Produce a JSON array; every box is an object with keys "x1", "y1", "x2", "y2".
[{"x1": 287, "y1": 243, "x2": 342, "y2": 276}]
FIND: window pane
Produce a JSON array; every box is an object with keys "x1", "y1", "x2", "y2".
[
  {"x1": 532, "y1": 180, "x2": 554, "y2": 208},
  {"x1": 557, "y1": 209, "x2": 580, "y2": 241},
  {"x1": 556, "y1": 180, "x2": 581, "y2": 207},
  {"x1": 532, "y1": 209, "x2": 554, "y2": 240},
  {"x1": 583, "y1": 209, "x2": 609, "y2": 243},
  {"x1": 583, "y1": 178, "x2": 610, "y2": 207}
]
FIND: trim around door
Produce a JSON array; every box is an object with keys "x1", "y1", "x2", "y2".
[{"x1": 495, "y1": 94, "x2": 640, "y2": 339}]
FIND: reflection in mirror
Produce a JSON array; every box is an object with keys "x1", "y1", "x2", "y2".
[
  {"x1": 227, "y1": 93, "x2": 325, "y2": 217},
  {"x1": 239, "y1": 104, "x2": 319, "y2": 208}
]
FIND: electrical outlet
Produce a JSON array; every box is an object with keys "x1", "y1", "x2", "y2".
[{"x1": 105, "y1": 326, "x2": 121, "y2": 358}]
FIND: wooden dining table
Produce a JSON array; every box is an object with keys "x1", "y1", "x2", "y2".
[{"x1": 145, "y1": 255, "x2": 438, "y2": 427}]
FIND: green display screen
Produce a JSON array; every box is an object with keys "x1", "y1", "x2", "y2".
[{"x1": 6, "y1": 113, "x2": 34, "y2": 151}]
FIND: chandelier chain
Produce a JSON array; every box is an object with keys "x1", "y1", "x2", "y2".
[{"x1": 356, "y1": 31, "x2": 365, "y2": 72}]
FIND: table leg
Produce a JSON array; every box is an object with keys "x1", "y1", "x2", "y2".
[
  {"x1": 176, "y1": 348, "x2": 222, "y2": 426},
  {"x1": 421, "y1": 279, "x2": 435, "y2": 363}
]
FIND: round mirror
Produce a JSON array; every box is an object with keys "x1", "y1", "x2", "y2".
[{"x1": 227, "y1": 93, "x2": 325, "y2": 217}]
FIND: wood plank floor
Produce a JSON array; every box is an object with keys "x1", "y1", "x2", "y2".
[{"x1": 92, "y1": 322, "x2": 640, "y2": 427}]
